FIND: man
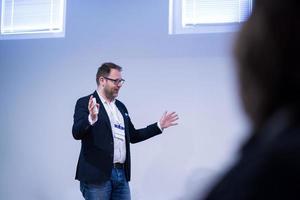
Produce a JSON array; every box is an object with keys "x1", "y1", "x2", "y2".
[{"x1": 72, "y1": 62, "x2": 178, "y2": 200}]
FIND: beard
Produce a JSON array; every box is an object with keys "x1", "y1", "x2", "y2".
[{"x1": 104, "y1": 86, "x2": 118, "y2": 100}]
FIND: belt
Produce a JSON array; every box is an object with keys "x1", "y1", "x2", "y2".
[{"x1": 113, "y1": 163, "x2": 124, "y2": 169}]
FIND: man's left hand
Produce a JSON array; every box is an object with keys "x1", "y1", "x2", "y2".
[{"x1": 159, "y1": 111, "x2": 179, "y2": 130}]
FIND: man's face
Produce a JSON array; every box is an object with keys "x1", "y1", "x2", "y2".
[{"x1": 101, "y1": 69, "x2": 123, "y2": 100}]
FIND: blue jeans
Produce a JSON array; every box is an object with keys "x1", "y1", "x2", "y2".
[{"x1": 80, "y1": 168, "x2": 131, "y2": 200}]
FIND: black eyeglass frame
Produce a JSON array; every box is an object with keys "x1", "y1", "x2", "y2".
[{"x1": 103, "y1": 77, "x2": 125, "y2": 85}]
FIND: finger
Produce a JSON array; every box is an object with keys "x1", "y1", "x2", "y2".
[
  {"x1": 95, "y1": 103, "x2": 100, "y2": 111},
  {"x1": 171, "y1": 115, "x2": 179, "y2": 120},
  {"x1": 90, "y1": 103, "x2": 99, "y2": 115},
  {"x1": 166, "y1": 112, "x2": 177, "y2": 118},
  {"x1": 169, "y1": 113, "x2": 178, "y2": 119},
  {"x1": 170, "y1": 111, "x2": 176, "y2": 115},
  {"x1": 166, "y1": 114, "x2": 178, "y2": 121},
  {"x1": 169, "y1": 117, "x2": 179, "y2": 122},
  {"x1": 169, "y1": 112, "x2": 177, "y2": 117},
  {"x1": 160, "y1": 111, "x2": 167, "y2": 121},
  {"x1": 88, "y1": 95, "x2": 93, "y2": 109},
  {"x1": 170, "y1": 122, "x2": 178, "y2": 126},
  {"x1": 166, "y1": 117, "x2": 179, "y2": 125}
]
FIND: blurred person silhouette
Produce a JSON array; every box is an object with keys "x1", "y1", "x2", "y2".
[{"x1": 202, "y1": 0, "x2": 300, "y2": 199}]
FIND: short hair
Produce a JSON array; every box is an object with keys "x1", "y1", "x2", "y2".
[
  {"x1": 234, "y1": 0, "x2": 300, "y2": 128},
  {"x1": 96, "y1": 62, "x2": 122, "y2": 85}
]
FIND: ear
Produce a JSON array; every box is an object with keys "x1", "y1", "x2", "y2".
[{"x1": 99, "y1": 77, "x2": 105, "y2": 86}]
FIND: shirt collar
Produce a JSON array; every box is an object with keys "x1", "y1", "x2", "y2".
[{"x1": 96, "y1": 89, "x2": 116, "y2": 105}]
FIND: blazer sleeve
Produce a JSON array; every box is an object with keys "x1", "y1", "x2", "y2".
[
  {"x1": 72, "y1": 97, "x2": 91, "y2": 140},
  {"x1": 128, "y1": 120, "x2": 162, "y2": 144}
]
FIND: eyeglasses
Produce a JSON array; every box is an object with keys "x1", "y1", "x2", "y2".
[{"x1": 103, "y1": 77, "x2": 125, "y2": 85}]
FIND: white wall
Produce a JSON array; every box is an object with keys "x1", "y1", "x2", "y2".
[{"x1": 0, "y1": 0, "x2": 249, "y2": 199}]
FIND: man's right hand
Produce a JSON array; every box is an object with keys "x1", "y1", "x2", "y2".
[{"x1": 88, "y1": 95, "x2": 100, "y2": 121}]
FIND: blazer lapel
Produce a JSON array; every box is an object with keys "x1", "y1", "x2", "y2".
[
  {"x1": 115, "y1": 101, "x2": 127, "y2": 125},
  {"x1": 93, "y1": 91, "x2": 111, "y2": 130},
  {"x1": 115, "y1": 101, "x2": 130, "y2": 139}
]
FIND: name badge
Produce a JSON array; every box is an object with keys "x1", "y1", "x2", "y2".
[{"x1": 113, "y1": 124, "x2": 125, "y2": 140}]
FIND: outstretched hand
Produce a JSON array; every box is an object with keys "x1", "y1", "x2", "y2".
[{"x1": 159, "y1": 111, "x2": 179, "y2": 130}]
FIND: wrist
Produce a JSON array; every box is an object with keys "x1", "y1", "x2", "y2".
[
  {"x1": 157, "y1": 122, "x2": 164, "y2": 132},
  {"x1": 88, "y1": 114, "x2": 98, "y2": 125}
]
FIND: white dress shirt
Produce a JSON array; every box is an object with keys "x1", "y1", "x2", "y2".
[{"x1": 89, "y1": 91, "x2": 126, "y2": 164}]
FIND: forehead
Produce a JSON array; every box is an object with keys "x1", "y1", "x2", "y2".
[{"x1": 108, "y1": 68, "x2": 122, "y2": 78}]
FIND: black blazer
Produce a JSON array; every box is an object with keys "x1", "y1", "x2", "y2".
[{"x1": 72, "y1": 91, "x2": 162, "y2": 184}]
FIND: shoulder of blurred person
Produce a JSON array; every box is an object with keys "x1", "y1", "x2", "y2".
[{"x1": 202, "y1": 108, "x2": 300, "y2": 200}]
